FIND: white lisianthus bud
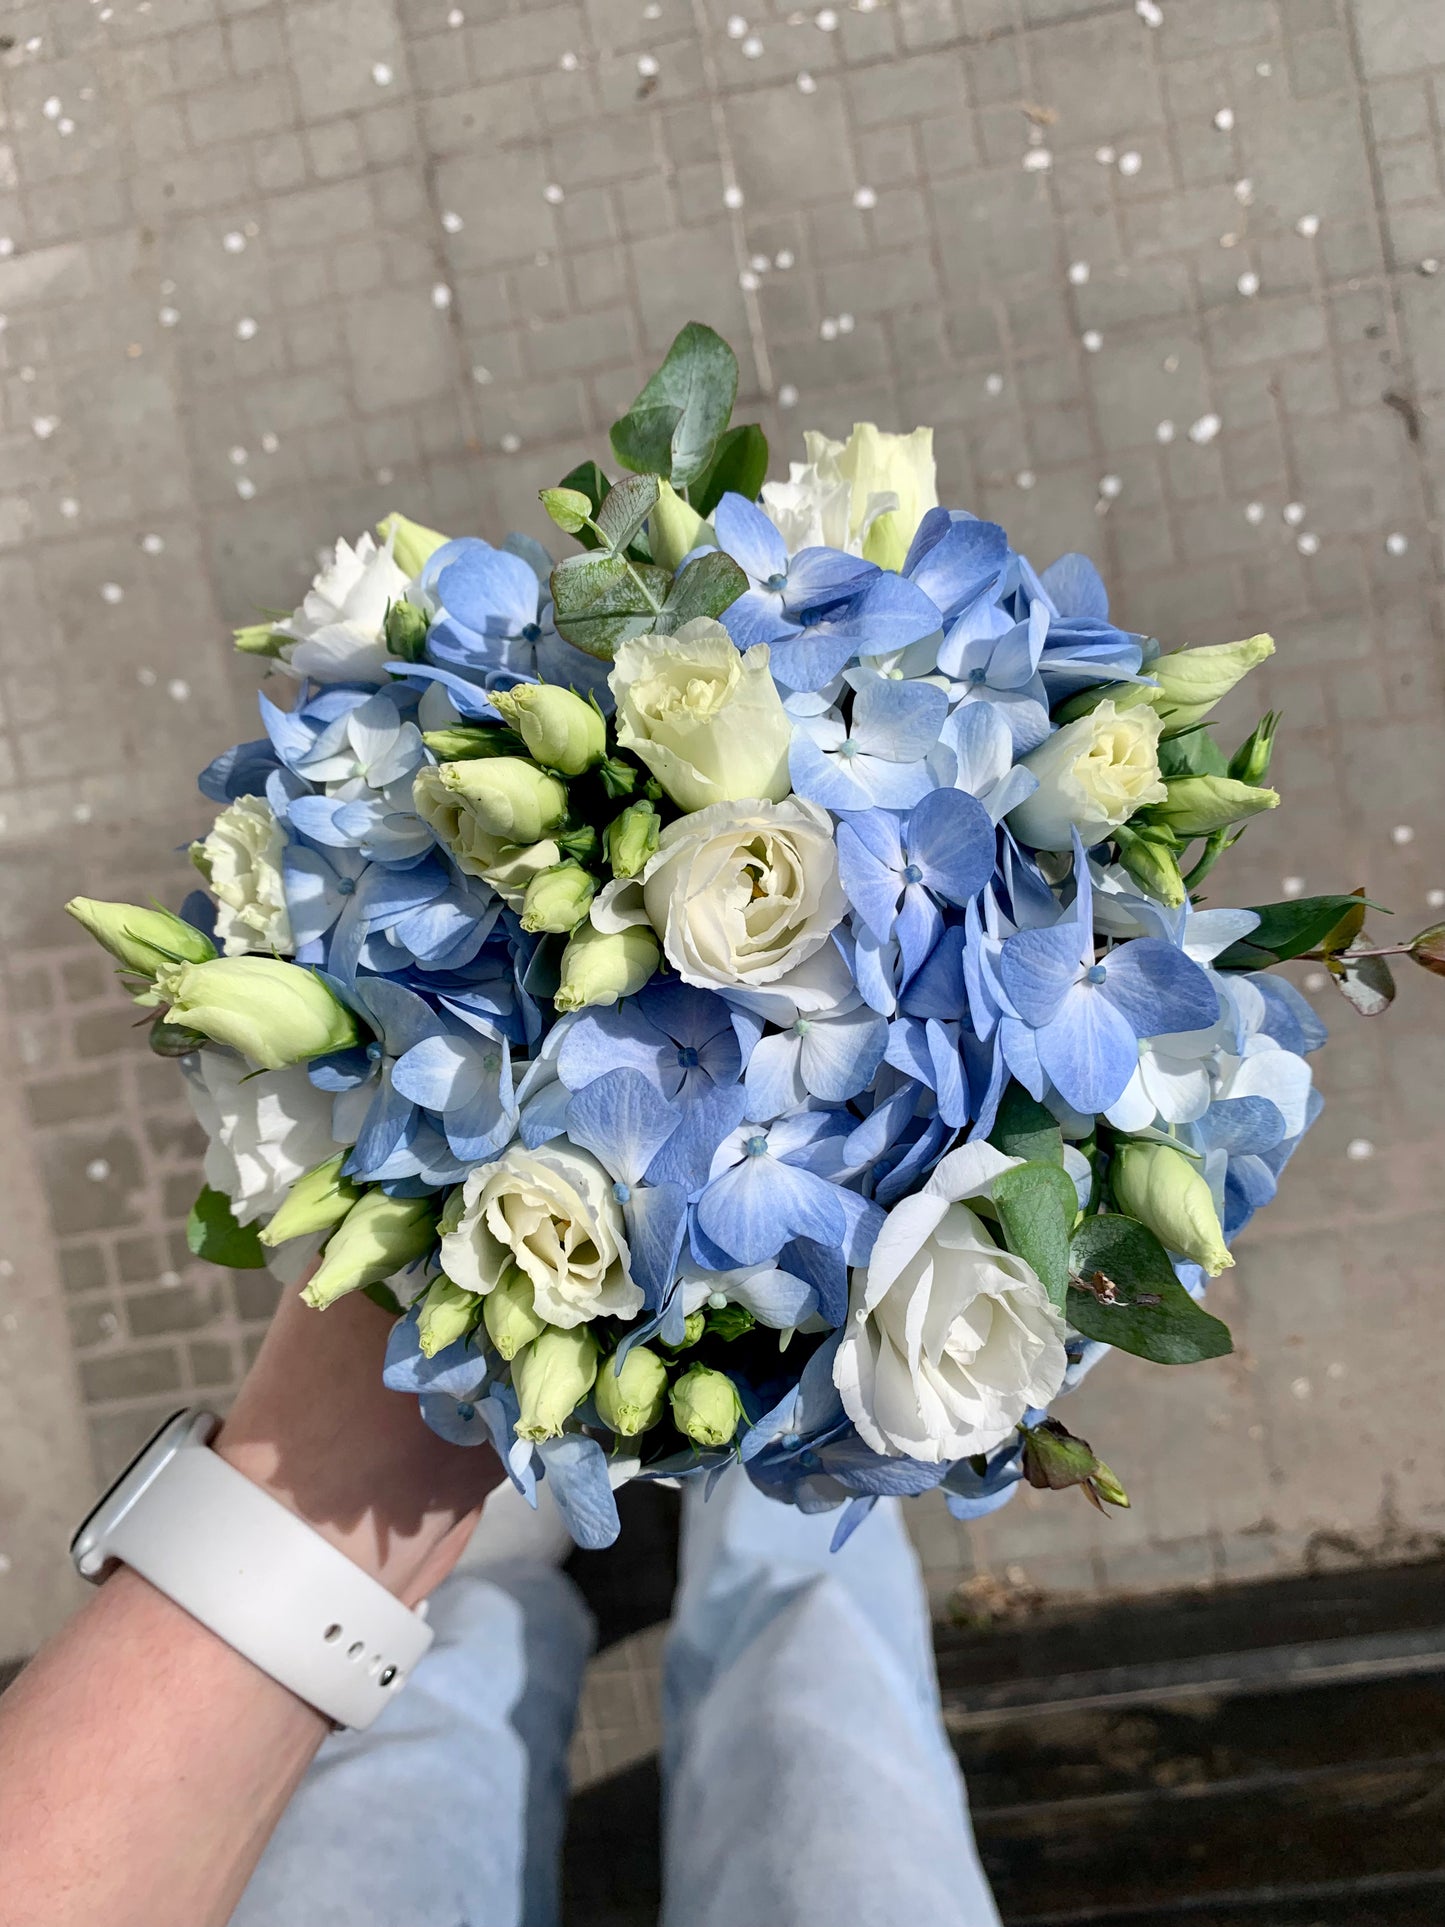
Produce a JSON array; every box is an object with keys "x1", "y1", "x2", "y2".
[
  {"x1": 595, "y1": 1345, "x2": 670, "y2": 1437},
  {"x1": 259, "y1": 1152, "x2": 361, "y2": 1245},
  {"x1": 302, "y1": 1192, "x2": 438, "y2": 1309},
  {"x1": 416, "y1": 1275, "x2": 481, "y2": 1357},
  {"x1": 431, "y1": 757, "x2": 569, "y2": 844},
  {"x1": 806, "y1": 423, "x2": 937, "y2": 569},
  {"x1": 376, "y1": 510, "x2": 449, "y2": 578},
  {"x1": 554, "y1": 922, "x2": 660, "y2": 1013},
  {"x1": 521, "y1": 862, "x2": 597, "y2": 935},
  {"x1": 1110, "y1": 1140, "x2": 1233, "y2": 1276},
  {"x1": 492, "y1": 684, "x2": 606, "y2": 776},
  {"x1": 513, "y1": 1325, "x2": 600, "y2": 1441},
  {"x1": 669, "y1": 1363, "x2": 744, "y2": 1448},
  {"x1": 1153, "y1": 775, "x2": 1280, "y2": 838},
  {"x1": 192, "y1": 796, "x2": 293, "y2": 957},
  {"x1": 66, "y1": 896, "x2": 216, "y2": 980},
  {"x1": 483, "y1": 1263, "x2": 548, "y2": 1360},
  {"x1": 610, "y1": 621, "x2": 792, "y2": 814},
  {"x1": 1149, "y1": 633, "x2": 1275, "y2": 729},
  {"x1": 157, "y1": 956, "x2": 358, "y2": 1069},
  {"x1": 648, "y1": 480, "x2": 710, "y2": 574},
  {"x1": 412, "y1": 765, "x2": 561, "y2": 903},
  {"x1": 1007, "y1": 700, "x2": 1167, "y2": 852}
]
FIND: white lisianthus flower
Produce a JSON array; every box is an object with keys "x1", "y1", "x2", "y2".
[
  {"x1": 834, "y1": 1142, "x2": 1068, "y2": 1462},
  {"x1": 183, "y1": 1051, "x2": 347, "y2": 1226},
  {"x1": 762, "y1": 424, "x2": 936, "y2": 568},
  {"x1": 640, "y1": 796, "x2": 848, "y2": 1015},
  {"x1": 274, "y1": 531, "x2": 409, "y2": 684},
  {"x1": 1007, "y1": 700, "x2": 1167, "y2": 852},
  {"x1": 610, "y1": 620, "x2": 792, "y2": 813},
  {"x1": 441, "y1": 1142, "x2": 643, "y2": 1329},
  {"x1": 193, "y1": 796, "x2": 293, "y2": 956}
]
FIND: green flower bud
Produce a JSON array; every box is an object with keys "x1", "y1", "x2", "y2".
[
  {"x1": 1149, "y1": 633, "x2": 1275, "y2": 729},
  {"x1": 376, "y1": 511, "x2": 449, "y2": 578},
  {"x1": 492, "y1": 684, "x2": 606, "y2": 776},
  {"x1": 1049, "y1": 680, "x2": 1156, "y2": 726},
  {"x1": 301, "y1": 1192, "x2": 438, "y2": 1310},
  {"x1": 1153, "y1": 775, "x2": 1279, "y2": 838},
  {"x1": 678, "y1": 1310, "x2": 706, "y2": 1349},
  {"x1": 554, "y1": 823, "x2": 600, "y2": 865},
  {"x1": 513, "y1": 1325, "x2": 599, "y2": 1441},
  {"x1": 1111, "y1": 1140, "x2": 1233, "y2": 1276},
  {"x1": 421, "y1": 725, "x2": 524, "y2": 760},
  {"x1": 66, "y1": 896, "x2": 216, "y2": 981},
  {"x1": 412, "y1": 767, "x2": 564, "y2": 902},
  {"x1": 554, "y1": 923, "x2": 660, "y2": 1014},
  {"x1": 605, "y1": 800, "x2": 661, "y2": 880},
  {"x1": 1113, "y1": 822, "x2": 1186, "y2": 910},
  {"x1": 648, "y1": 480, "x2": 710, "y2": 575},
  {"x1": 417, "y1": 1275, "x2": 481, "y2": 1357},
  {"x1": 594, "y1": 1345, "x2": 669, "y2": 1437},
  {"x1": 521, "y1": 862, "x2": 597, "y2": 935},
  {"x1": 1228, "y1": 711, "x2": 1278, "y2": 787},
  {"x1": 156, "y1": 956, "x2": 358, "y2": 1069},
  {"x1": 483, "y1": 1263, "x2": 547, "y2": 1360},
  {"x1": 385, "y1": 599, "x2": 429, "y2": 662},
  {"x1": 669, "y1": 1363, "x2": 744, "y2": 1449},
  {"x1": 434, "y1": 757, "x2": 569, "y2": 844},
  {"x1": 259, "y1": 1153, "x2": 362, "y2": 1246},
  {"x1": 233, "y1": 622, "x2": 287, "y2": 660}
]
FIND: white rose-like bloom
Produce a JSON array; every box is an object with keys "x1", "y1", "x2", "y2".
[
  {"x1": 183, "y1": 1051, "x2": 345, "y2": 1226},
  {"x1": 640, "y1": 796, "x2": 847, "y2": 1006},
  {"x1": 275, "y1": 531, "x2": 409, "y2": 684},
  {"x1": 834, "y1": 1142, "x2": 1067, "y2": 1462},
  {"x1": 194, "y1": 796, "x2": 293, "y2": 956},
  {"x1": 441, "y1": 1142, "x2": 643, "y2": 1329},
  {"x1": 610, "y1": 621, "x2": 792, "y2": 813},
  {"x1": 1007, "y1": 699, "x2": 1167, "y2": 853}
]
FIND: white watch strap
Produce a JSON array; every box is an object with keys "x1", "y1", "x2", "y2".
[{"x1": 89, "y1": 1416, "x2": 433, "y2": 1729}]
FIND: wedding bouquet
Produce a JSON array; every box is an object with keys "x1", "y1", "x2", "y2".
[{"x1": 68, "y1": 324, "x2": 1441, "y2": 1550}]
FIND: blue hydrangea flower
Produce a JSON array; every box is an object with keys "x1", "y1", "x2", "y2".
[
  {"x1": 836, "y1": 788, "x2": 996, "y2": 979},
  {"x1": 712, "y1": 490, "x2": 875, "y2": 649},
  {"x1": 788, "y1": 677, "x2": 948, "y2": 812}
]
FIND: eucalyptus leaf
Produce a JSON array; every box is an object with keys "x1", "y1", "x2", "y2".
[
  {"x1": 187, "y1": 1185, "x2": 268, "y2": 1270},
  {"x1": 691, "y1": 422, "x2": 770, "y2": 517},
  {"x1": 540, "y1": 487, "x2": 593, "y2": 536},
  {"x1": 1214, "y1": 893, "x2": 1377, "y2": 970},
  {"x1": 991, "y1": 1160, "x2": 1078, "y2": 1310},
  {"x1": 655, "y1": 550, "x2": 749, "y2": 633},
  {"x1": 1067, "y1": 1213, "x2": 1232, "y2": 1365},
  {"x1": 549, "y1": 550, "x2": 669, "y2": 659},
  {"x1": 989, "y1": 1082, "x2": 1064, "y2": 1167},
  {"x1": 595, "y1": 472, "x2": 661, "y2": 554},
  {"x1": 610, "y1": 322, "x2": 739, "y2": 488}
]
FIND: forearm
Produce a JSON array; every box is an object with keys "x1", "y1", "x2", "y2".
[
  {"x1": 0, "y1": 1288, "x2": 501, "y2": 1927},
  {"x1": 0, "y1": 1567, "x2": 326, "y2": 1927}
]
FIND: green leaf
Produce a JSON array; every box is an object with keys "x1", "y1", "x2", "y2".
[
  {"x1": 1214, "y1": 894, "x2": 1380, "y2": 969},
  {"x1": 548, "y1": 551, "x2": 669, "y2": 659},
  {"x1": 1067, "y1": 1213, "x2": 1233, "y2": 1365},
  {"x1": 1157, "y1": 726, "x2": 1228, "y2": 778},
  {"x1": 187, "y1": 1185, "x2": 268, "y2": 1270},
  {"x1": 555, "y1": 460, "x2": 611, "y2": 551},
  {"x1": 540, "y1": 486, "x2": 593, "y2": 536},
  {"x1": 989, "y1": 1083, "x2": 1064, "y2": 1166},
  {"x1": 1411, "y1": 920, "x2": 1445, "y2": 979},
  {"x1": 991, "y1": 1160, "x2": 1078, "y2": 1310},
  {"x1": 610, "y1": 322, "x2": 739, "y2": 488},
  {"x1": 595, "y1": 472, "x2": 661, "y2": 553},
  {"x1": 655, "y1": 550, "x2": 749, "y2": 633},
  {"x1": 691, "y1": 422, "x2": 770, "y2": 517}
]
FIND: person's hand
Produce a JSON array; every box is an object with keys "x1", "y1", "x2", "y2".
[{"x1": 214, "y1": 1281, "x2": 503, "y2": 1606}]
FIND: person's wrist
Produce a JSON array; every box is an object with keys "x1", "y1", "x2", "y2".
[{"x1": 213, "y1": 1286, "x2": 503, "y2": 1605}]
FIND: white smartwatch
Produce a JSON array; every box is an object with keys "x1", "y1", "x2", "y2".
[{"x1": 71, "y1": 1408, "x2": 434, "y2": 1730}]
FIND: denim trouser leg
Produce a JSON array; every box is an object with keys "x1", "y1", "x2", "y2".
[
  {"x1": 229, "y1": 1562, "x2": 594, "y2": 1927},
  {"x1": 659, "y1": 1472, "x2": 1001, "y2": 1927}
]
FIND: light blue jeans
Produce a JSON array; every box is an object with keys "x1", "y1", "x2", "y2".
[{"x1": 232, "y1": 1472, "x2": 1000, "y2": 1927}]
